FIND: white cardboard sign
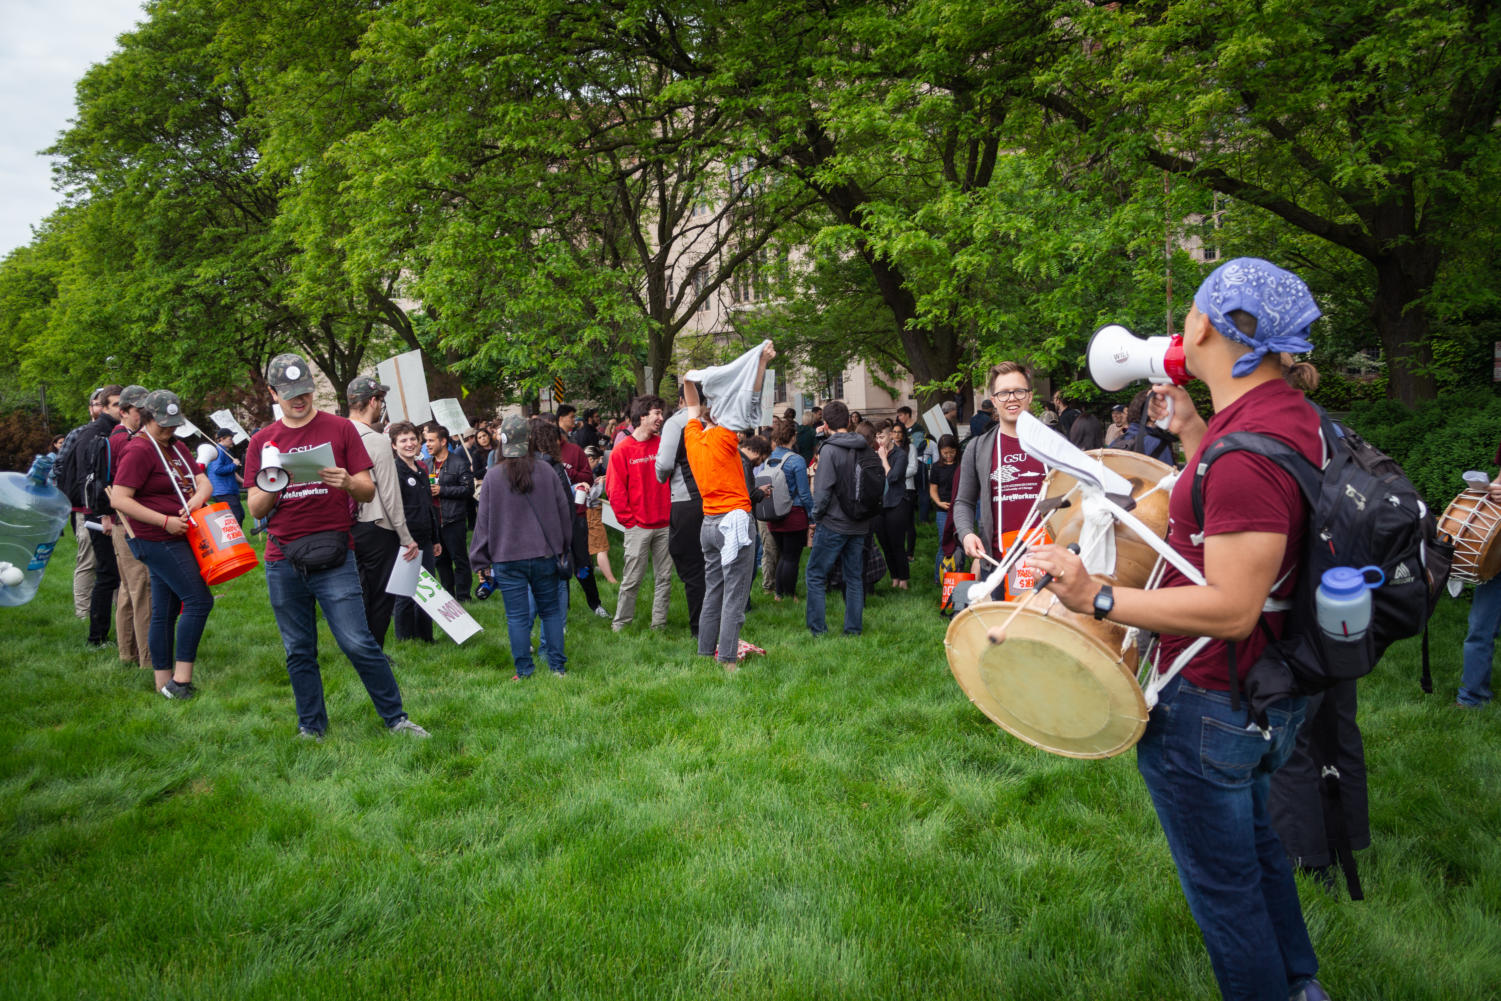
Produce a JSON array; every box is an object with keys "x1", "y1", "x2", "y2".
[
  {"x1": 377, "y1": 350, "x2": 431, "y2": 425},
  {"x1": 209, "y1": 410, "x2": 250, "y2": 444},
  {"x1": 173, "y1": 418, "x2": 206, "y2": 441},
  {"x1": 430, "y1": 398, "x2": 472, "y2": 436},
  {"x1": 922, "y1": 404, "x2": 949, "y2": 443},
  {"x1": 411, "y1": 568, "x2": 482, "y2": 644},
  {"x1": 600, "y1": 500, "x2": 624, "y2": 533}
]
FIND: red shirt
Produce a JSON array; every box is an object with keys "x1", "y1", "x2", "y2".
[
  {"x1": 991, "y1": 432, "x2": 1047, "y2": 555},
  {"x1": 606, "y1": 434, "x2": 670, "y2": 529},
  {"x1": 244, "y1": 411, "x2": 373, "y2": 562},
  {"x1": 114, "y1": 435, "x2": 198, "y2": 542},
  {"x1": 558, "y1": 440, "x2": 594, "y2": 514},
  {"x1": 1157, "y1": 380, "x2": 1322, "y2": 690}
]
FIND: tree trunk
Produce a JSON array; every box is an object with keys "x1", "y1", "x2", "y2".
[{"x1": 1371, "y1": 247, "x2": 1439, "y2": 406}]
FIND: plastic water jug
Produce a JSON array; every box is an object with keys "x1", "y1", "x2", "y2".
[
  {"x1": 1315, "y1": 565, "x2": 1383, "y2": 642},
  {"x1": 0, "y1": 455, "x2": 73, "y2": 607}
]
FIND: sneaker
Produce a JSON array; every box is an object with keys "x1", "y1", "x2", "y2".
[
  {"x1": 159, "y1": 680, "x2": 195, "y2": 700},
  {"x1": 1290, "y1": 979, "x2": 1331, "y2": 1001},
  {"x1": 389, "y1": 718, "x2": 430, "y2": 738},
  {"x1": 593, "y1": 605, "x2": 609, "y2": 618},
  {"x1": 296, "y1": 726, "x2": 323, "y2": 743},
  {"x1": 181, "y1": 681, "x2": 199, "y2": 698}
]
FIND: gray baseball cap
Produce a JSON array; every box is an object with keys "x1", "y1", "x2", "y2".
[
  {"x1": 499, "y1": 413, "x2": 530, "y2": 459},
  {"x1": 346, "y1": 374, "x2": 389, "y2": 402},
  {"x1": 142, "y1": 389, "x2": 187, "y2": 428},
  {"x1": 267, "y1": 353, "x2": 317, "y2": 398},
  {"x1": 118, "y1": 385, "x2": 149, "y2": 409}
]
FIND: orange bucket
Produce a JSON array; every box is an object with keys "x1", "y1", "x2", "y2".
[
  {"x1": 940, "y1": 571, "x2": 976, "y2": 610},
  {"x1": 186, "y1": 502, "x2": 259, "y2": 585}
]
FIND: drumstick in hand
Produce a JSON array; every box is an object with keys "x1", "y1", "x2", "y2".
[{"x1": 988, "y1": 543, "x2": 1080, "y2": 645}]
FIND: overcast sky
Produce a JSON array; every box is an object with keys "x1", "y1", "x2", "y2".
[{"x1": 0, "y1": 0, "x2": 146, "y2": 258}]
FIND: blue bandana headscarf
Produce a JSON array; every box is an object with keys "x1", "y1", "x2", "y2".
[{"x1": 1193, "y1": 258, "x2": 1321, "y2": 378}]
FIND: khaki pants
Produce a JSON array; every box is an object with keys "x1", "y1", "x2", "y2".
[
  {"x1": 757, "y1": 520, "x2": 778, "y2": 594},
  {"x1": 72, "y1": 512, "x2": 95, "y2": 619},
  {"x1": 113, "y1": 526, "x2": 152, "y2": 665},
  {"x1": 613, "y1": 525, "x2": 671, "y2": 629}
]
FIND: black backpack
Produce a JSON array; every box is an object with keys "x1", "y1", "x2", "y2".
[
  {"x1": 81, "y1": 433, "x2": 115, "y2": 514},
  {"x1": 753, "y1": 454, "x2": 793, "y2": 521},
  {"x1": 834, "y1": 444, "x2": 885, "y2": 522},
  {"x1": 1191, "y1": 404, "x2": 1451, "y2": 726},
  {"x1": 54, "y1": 424, "x2": 89, "y2": 505}
]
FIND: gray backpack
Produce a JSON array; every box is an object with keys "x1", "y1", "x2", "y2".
[{"x1": 753, "y1": 454, "x2": 793, "y2": 521}]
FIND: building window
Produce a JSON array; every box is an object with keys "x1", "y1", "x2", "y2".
[{"x1": 822, "y1": 370, "x2": 844, "y2": 400}]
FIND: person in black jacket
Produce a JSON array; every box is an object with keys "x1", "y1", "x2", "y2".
[
  {"x1": 389, "y1": 422, "x2": 441, "y2": 642},
  {"x1": 61, "y1": 385, "x2": 123, "y2": 647},
  {"x1": 423, "y1": 422, "x2": 475, "y2": 601}
]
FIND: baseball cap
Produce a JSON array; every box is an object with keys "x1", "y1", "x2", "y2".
[
  {"x1": 142, "y1": 389, "x2": 187, "y2": 428},
  {"x1": 267, "y1": 353, "x2": 317, "y2": 398},
  {"x1": 499, "y1": 413, "x2": 530, "y2": 458},
  {"x1": 118, "y1": 385, "x2": 149, "y2": 409},
  {"x1": 215, "y1": 426, "x2": 235, "y2": 440},
  {"x1": 346, "y1": 374, "x2": 389, "y2": 402},
  {"x1": 1112, "y1": 404, "x2": 1126, "y2": 413}
]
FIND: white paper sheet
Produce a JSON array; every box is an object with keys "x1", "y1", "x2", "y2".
[
  {"x1": 272, "y1": 404, "x2": 284, "y2": 421},
  {"x1": 384, "y1": 552, "x2": 422, "y2": 597},
  {"x1": 430, "y1": 398, "x2": 472, "y2": 436},
  {"x1": 412, "y1": 568, "x2": 482, "y2": 644},
  {"x1": 277, "y1": 443, "x2": 338, "y2": 484},
  {"x1": 209, "y1": 410, "x2": 251, "y2": 444}
]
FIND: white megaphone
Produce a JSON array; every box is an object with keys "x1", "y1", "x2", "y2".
[
  {"x1": 195, "y1": 443, "x2": 218, "y2": 467},
  {"x1": 1087, "y1": 324, "x2": 1192, "y2": 429},
  {"x1": 255, "y1": 444, "x2": 289, "y2": 492}
]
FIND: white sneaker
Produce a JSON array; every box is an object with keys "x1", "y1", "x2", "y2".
[
  {"x1": 390, "y1": 718, "x2": 430, "y2": 738},
  {"x1": 594, "y1": 606, "x2": 609, "y2": 618}
]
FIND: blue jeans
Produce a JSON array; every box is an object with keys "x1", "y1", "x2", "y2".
[
  {"x1": 127, "y1": 537, "x2": 214, "y2": 670},
  {"x1": 1137, "y1": 676, "x2": 1316, "y2": 1001},
  {"x1": 265, "y1": 551, "x2": 407, "y2": 734},
  {"x1": 498, "y1": 557, "x2": 565, "y2": 676},
  {"x1": 804, "y1": 525, "x2": 865, "y2": 636},
  {"x1": 529, "y1": 575, "x2": 569, "y2": 666},
  {"x1": 1459, "y1": 574, "x2": 1501, "y2": 705}
]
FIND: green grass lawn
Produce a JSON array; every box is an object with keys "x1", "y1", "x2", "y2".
[{"x1": 2, "y1": 527, "x2": 1499, "y2": 1000}]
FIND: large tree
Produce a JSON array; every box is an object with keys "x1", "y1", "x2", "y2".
[{"x1": 1036, "y1": 0, "x2": 1501, "y2": 404}]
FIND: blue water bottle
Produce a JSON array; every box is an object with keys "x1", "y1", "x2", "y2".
[
  {"x1": 0, "y1": 455, "x2": 73, "y2": 608},
  {"x1": 1315, "y1": 565, "x2": 1384, "y2": 641}
]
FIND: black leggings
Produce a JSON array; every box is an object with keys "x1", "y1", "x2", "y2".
[
  {"x1": 877, "y1": 499, "x2": 911, "y2": 581},
  {"x1": 771, "y1": 527, "x2": 807, "y2": 598},
  {"x1": 570, "y1": 513, "x2": 603, "y2": 611}
]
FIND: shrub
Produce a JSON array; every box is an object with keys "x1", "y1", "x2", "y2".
[{"x1": 1344, "y1": 389, "x2": 1501, "y2": 513}]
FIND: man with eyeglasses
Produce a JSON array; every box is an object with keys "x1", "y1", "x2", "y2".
[
  {"x1": 348, "y1": 375, "x2": 419, "y2": 648},
  {"x1": 952, "y1": 362, "x2": 1047, "y2": 597}
]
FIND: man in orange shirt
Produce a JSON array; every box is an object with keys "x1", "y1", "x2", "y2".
[{"x1": 681, "y1": 342, "x2": 775, "y2": 669}]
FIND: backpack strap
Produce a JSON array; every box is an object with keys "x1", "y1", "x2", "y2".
[{"x1": 1190, "y1": 430, "x2": 1324, "y2": 537}]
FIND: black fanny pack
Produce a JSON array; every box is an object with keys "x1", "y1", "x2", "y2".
[{"x1": 274, "y1": 530, "x2": 350, "y2": 574}]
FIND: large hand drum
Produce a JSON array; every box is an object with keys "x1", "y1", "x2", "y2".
[
  {"x1": 1039, "y1": 449, "x2": 1174, "y2": 588},
  {"x1": 1439, "y1": 488, "x2": 1501, "y2": 585},
  {"x1": 946, "y1": 598, "x2": 1148, "y2": 759}
]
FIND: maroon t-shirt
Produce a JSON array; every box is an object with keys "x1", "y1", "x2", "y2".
[
  {"x1": 1157, "y1": 379, "x2": 1322, "y2": 690},
  {"x1": 244, "y1": 411, "x2": 372, "y2": 562},
  {"x1": 114, "y1": 435, "x2": 199, "y2": 542},
  {"x1": 990, "y1": 432, "x2": 1047, "y2": 555}
]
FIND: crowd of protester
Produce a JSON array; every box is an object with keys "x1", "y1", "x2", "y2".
[{"x1": 48, "y1": 348, "x2": 1191, "y2": 717}]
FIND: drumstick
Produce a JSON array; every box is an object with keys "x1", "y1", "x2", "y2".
[{"x1": 989, "y1": 543, "x2": 1080, "y2": 641}]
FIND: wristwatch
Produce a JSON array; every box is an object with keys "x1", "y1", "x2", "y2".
[{"x1": 1092, "y1": 584, "x2": 1115, "y2": 621}]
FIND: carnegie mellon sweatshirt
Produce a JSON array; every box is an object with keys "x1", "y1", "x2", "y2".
[{"x1": 606, "y1": 434, "x2": 671, "y2": 529}]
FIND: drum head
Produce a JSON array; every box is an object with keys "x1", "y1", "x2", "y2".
[{"x1": 945, "y1": 600, "x2": 1148, "y2": 759}]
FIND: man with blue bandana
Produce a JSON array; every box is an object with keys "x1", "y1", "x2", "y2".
[{"x1": 1030, "y1": 259, "x2": 1330, "y2": 1001}]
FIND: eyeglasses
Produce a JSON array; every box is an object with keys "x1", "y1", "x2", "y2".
[{"x1": 991, "y1": 388, "x2": 1032, "y2": 401}]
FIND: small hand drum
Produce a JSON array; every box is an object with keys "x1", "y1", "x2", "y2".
[
  {"x1": 945, "y1": 598, "x2": 1149, "y2": 759},
  {"x1": 1439, "y1": 488, "x2": 1501, "y2": 586}
]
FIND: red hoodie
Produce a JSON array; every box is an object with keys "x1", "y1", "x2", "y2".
[{"x1": 607, "y1": 434, "x2": 670, "y2": 529}]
